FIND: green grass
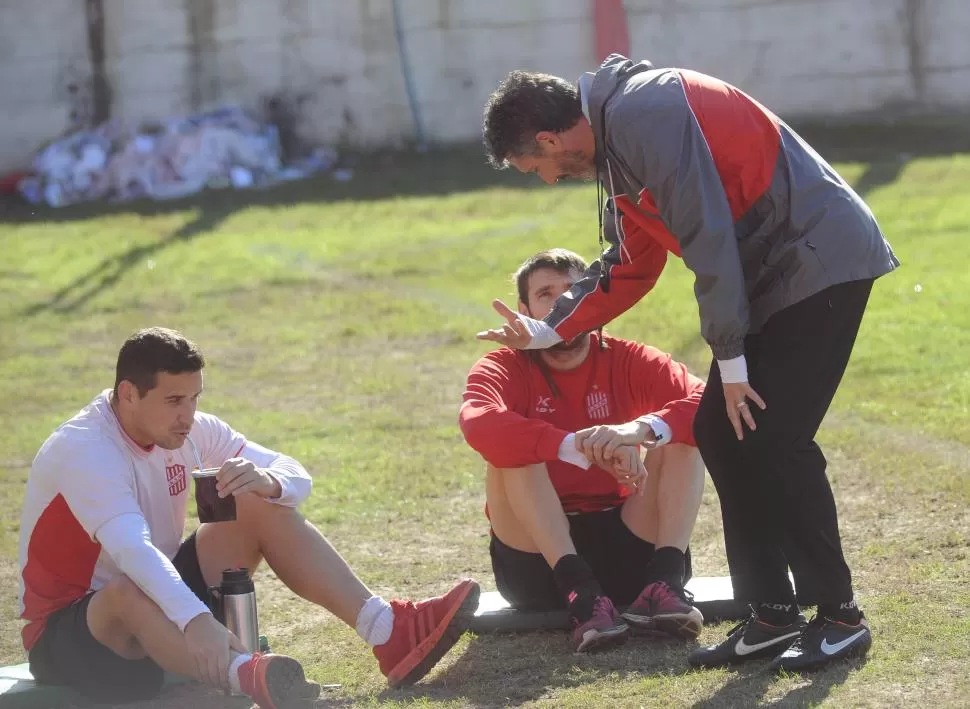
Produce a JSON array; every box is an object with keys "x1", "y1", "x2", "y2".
[{"x1": 1, "y1": 133, "x2": 969, "y2": 708}]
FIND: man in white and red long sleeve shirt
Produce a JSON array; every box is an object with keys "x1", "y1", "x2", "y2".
[
  {"x1": 18, "y1": 328, "x2": 479, "y2": 707},
  {"x1": 460, "y1": 249, "x2": 706, "y2": 653}
]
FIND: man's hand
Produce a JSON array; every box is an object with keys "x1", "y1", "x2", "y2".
[
  {"x1": 575, "y1": 420, "x2": 657, "y2": 469},
  {"x1": 475, "y1": 300, "x2": 535, "y2": 349},
  {"x1": 603, "y1": 445, "x2": 648, "y2": 496},
  {"x1": 722, "y1": 381, "x2": 767, "y2": 440},
  {"x1": 183, "y1": 613, "x2": 246, "y2": 690},
  {"x1": 216, "y1": 458, "x2": 281, "y2": 499}
]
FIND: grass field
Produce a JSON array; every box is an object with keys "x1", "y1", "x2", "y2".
[{"x1": 1, "y1": 125, "x2": 968, "y2": 708}]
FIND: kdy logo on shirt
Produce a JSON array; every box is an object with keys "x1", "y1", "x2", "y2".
[
  {"x1": 535, "y1": 395, "x2": 556, "y2": 414},
  {"x1": 166, "y1": 463, "x2": 187, "y2": 496},
  {"x1": 586, "y1": 390, "x2": 610, "y2": 420}
]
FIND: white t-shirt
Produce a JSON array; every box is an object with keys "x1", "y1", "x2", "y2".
[{"x1": 18, "y1": 390, "x2": 311, "y2": 650}]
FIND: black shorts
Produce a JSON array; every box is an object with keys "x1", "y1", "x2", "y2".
[
  {"x1": 27, "y1": 532, "x2": 209, "y2": 703},
  {"x1": 490, "y1": 507, "x2": 692, "y2": 609}
]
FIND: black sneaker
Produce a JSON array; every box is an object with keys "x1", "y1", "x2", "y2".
[
  {"x1": 688, "y1": 609, "x2": 807, "y2": 669},
  {"x1": 769, "y1": 612, "x2": 871, "y2": 673}
]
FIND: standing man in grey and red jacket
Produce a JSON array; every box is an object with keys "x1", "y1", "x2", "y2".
[{"x1": 477, "y1": 54, "x2": 898, "y2": 673}]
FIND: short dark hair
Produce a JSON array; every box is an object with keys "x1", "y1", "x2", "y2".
[
  {"x1": 483, "y1": 70, "x2": 583, "y2": 168},
  {"x1": 514, "y1": 248, "x2": 588, "y2": 306},
  {"x1": 114, "y1": 327, "x2": 205, "y2": 397}
]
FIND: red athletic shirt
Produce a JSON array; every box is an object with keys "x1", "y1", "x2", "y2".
[{"x1": 459, "y1": 334, "x2": 704, "y2": 513}]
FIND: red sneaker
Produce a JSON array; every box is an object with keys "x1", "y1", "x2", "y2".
[
  {"x1": 236, "y1": 652, "x2": 320, "y2": 709},
  {"x1": 621, "y1": 581, "x2": 704, "y2": 638},
  {"x1": 373, "y1": 578, "x2": 480, "y2": 687},
  {"x1": 571, "y1": 595, "x2": 629, "y2": 653}
]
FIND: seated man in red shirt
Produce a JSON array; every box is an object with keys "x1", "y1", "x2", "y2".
[{"x1": 460, "y1": 249, "x2": 707, "y2": 653}]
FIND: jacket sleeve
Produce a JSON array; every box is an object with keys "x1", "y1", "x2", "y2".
[
  {"x1": 610, "y1": 74, "x2": 749, "y2": 360},
  {"x1": 459, "y1": 353, "x2": 570, "y2": 468},
  {"x1": 542, "y1": 199, "x2": 668, "y2": 342},
  {"x1": 626, "y1": 343, "x2": 705, "y2": 446}
]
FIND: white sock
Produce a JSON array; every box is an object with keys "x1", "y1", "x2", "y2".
[
  {"x1": 355, "y1": 595, "x2": 394, "y2": 647},
  {"x1": 227, "y1": 653, "x2": 253, "y2": 694}
]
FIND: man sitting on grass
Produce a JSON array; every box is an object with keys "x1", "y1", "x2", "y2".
[
  {"x1": 18, "y1": 327, "x2": 479, "y2": 708},
  {"x1": 460, "y1": 249, "x2": 706, "y2": 652}
]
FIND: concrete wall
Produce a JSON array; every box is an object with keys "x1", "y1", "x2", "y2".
[{"x1": 2, "y1": 0, "x2": 968, "y2": 172}]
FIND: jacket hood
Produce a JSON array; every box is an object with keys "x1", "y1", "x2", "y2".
[{"x1": 582, "y1": 54, "x2": 656, "y2": 169}]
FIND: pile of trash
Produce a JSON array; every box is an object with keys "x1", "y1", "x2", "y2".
[{"x1": 16, "y1": 106, "x2": 337, "y2": 208}]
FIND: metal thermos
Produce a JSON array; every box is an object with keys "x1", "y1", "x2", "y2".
[{"x1": 208, "y1": 568, "x2": 260, "y2": 654}]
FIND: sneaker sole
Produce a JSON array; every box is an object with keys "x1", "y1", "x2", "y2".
[
  {"x1": 387, "y1": 580, "x2": 481, "y2": 688},
  {"x1": 262, "y1": 656, "x2": 321, "y2": 709},
  {"x1": 575, "y1": 624, "x2": 630, "y2": 654},
  {"x1": 623, "y1": 609, "x2": 704, "y2": 640}
]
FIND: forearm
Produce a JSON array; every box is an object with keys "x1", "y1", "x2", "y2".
[
  {"x1": 461, "y1": 406, "x2": 570, "y2": 468},
  {"x1": 545, "y1": 236, "x2": 667, "y2": 342}
]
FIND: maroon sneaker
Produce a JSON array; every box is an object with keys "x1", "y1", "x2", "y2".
[
  {"x1": 622, "y1": 581, "x2": 704, "y2": 638},
  {"x1": 570, "y1": 594, "x2": 629, "y2": 653}
]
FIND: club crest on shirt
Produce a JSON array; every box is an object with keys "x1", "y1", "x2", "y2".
[
  {"x1": 166, "y1": 463, "x2": 187, "y2": 496},
  {"x1": 586, "y1": 390, "x2": 610, "y2": 420}
]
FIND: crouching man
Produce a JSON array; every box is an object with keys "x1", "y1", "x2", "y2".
[
  {"x1": 19, "y1": 327, "x2": 478, "y2": 708},
  {"x1": 460, "y1": 249, "x2": 706, "y2": 652}
]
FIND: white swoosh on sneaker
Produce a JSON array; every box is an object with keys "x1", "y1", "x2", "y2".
[
  {"x1": 735, "y1": 630, "x2": 802, "y2": 656},
  {"x1": 820, "y1": 629, "x2": 868, "y2": 656}
]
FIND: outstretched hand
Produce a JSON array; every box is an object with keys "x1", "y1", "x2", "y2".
[{"x1": 475, "y1": 300, "x2": 534, "y2": 349}]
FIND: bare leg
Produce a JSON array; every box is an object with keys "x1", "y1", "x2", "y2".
[
  {"x1": 621, "y1": 444, "x2": 705, "y2": 550},
  {"x1": 485, "y1": 463, "x2": 575, "y2": 567},
  {"x1": 86, "y1": 576, "x2": 219, "y2": 679},
  {"x1": 87, "y1": 567, "x2": 320, "y2": 705},
  {"x1": 194, "y1": 493, "x2": 372, "y2": 628}
]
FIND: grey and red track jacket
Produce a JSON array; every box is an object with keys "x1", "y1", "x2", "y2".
[{"x1": 543, "y1": 55, "x2": 899, "y2": 361}]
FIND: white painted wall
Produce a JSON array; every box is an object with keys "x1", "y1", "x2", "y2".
[{"x1": 1, "y1": 0, "x2": 968, "y2": 172}]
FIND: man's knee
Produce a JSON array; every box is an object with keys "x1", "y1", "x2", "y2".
[
  {"x1": 650, "y1": 443, "x2": 703, "y2": 475},
  {"x1": 234, "y1": 490, "x2": 303, "y2": 524},
  {"x1": 736, "y1": 423, "x2": 802, "y2": 463},
  {"x1": 88, "y1": 577, "x2": 154, "y2": 658},
  {"x1": 486, "y1": 463, "x2": 549, "y2": 498},
  {"x1": 101, "y1": 575, "x2": 151, "y2": 611},
  {"x1": 665, "y1": 442, "x2": 702, "y2": 462},
  {"x1": 94, "y1": 576, "x2": 160, "y2": 629},
  {"x1": 486, "y1": 463, "x2": 548, "y2": 478}
]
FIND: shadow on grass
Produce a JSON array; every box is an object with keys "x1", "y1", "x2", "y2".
[
  {"x1": 385, "y1": 631, "x2": 698, "y2": 707},
  {"x1": 3, "y1": 118, "x2": 969, "y2": 229},
  {"x1": 17, "y1": 206, "x2": 226, "y2": 317},
  {"x1": 691, "y1": 658, "x2": 863, "y2": 709},
  {"x1": 384, "y1": 631, "x2": 865, "y2": 707},
  {"x1": 851, "y1": 160, "x2": 908, "y2": 198},
  {"x1": 0, "y1": 146, "x2": 540, "y2": 227},
  {"x1": 4, "y1": 119, "x2": 968, "y2": 321},
  {"x1": 796, "y1": 117, "x2": 970, "y2": 164}
]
